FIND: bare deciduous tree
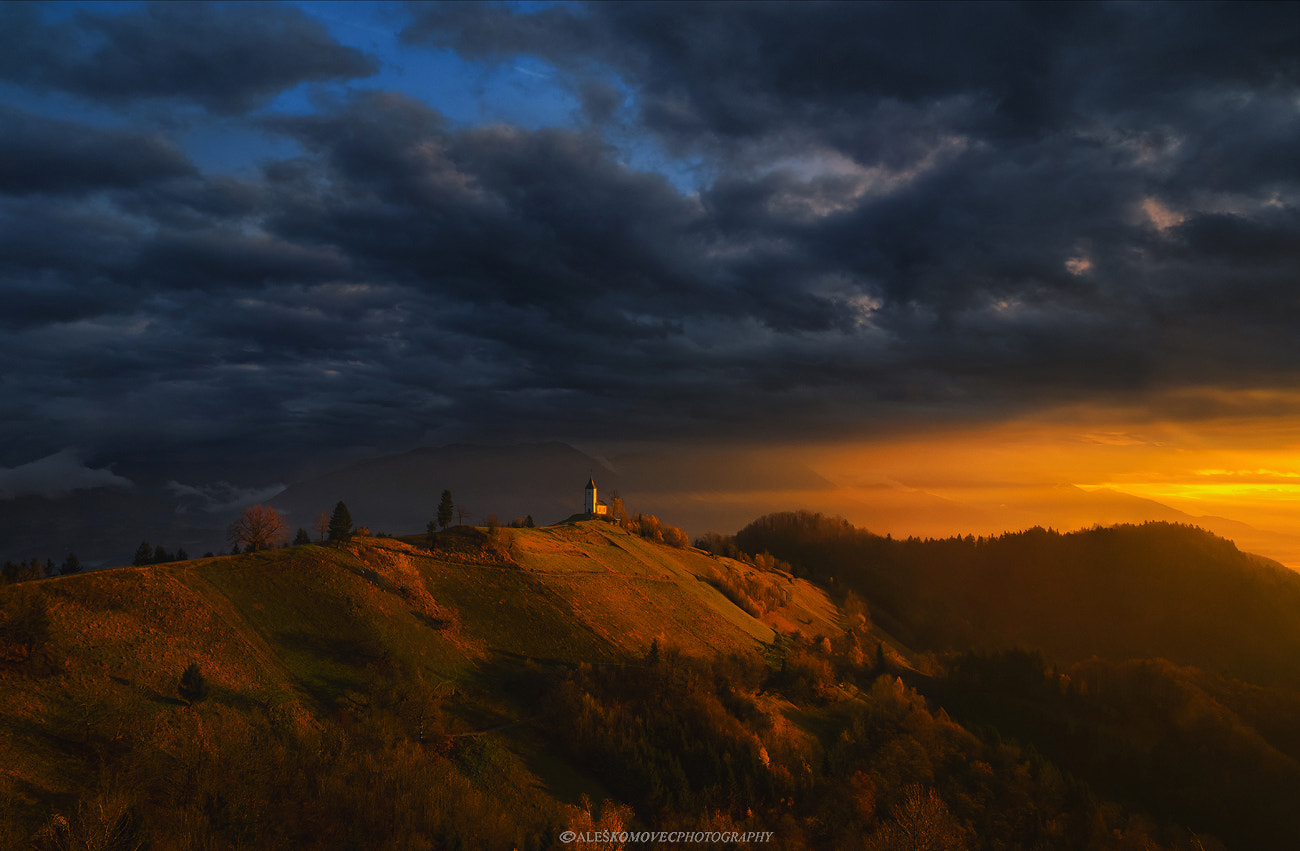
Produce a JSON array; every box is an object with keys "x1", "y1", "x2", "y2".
[
  {"x1": 227, "y1": 504, "x2": 289, "y2": 553},
  {"x1": 313, "y1": 510, "x2": 330, "y2": 543}
]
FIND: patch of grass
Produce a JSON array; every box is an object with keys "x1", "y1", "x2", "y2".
[{"x1": 417, "y1": 559, "x2": 617, "y2": 663}]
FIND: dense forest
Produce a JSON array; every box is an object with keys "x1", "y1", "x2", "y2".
[
  {"x1": 719, "y1": 513, "x2": 1300, "y2": 848},
  {"x1": 734, "y1": 514, "x2": 1300, "y2": 687}
]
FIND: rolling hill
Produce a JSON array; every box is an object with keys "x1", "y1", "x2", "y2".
[
  {"x1": 0, "y1": 520, "x2": 842, "y2": 847},
  {"x1": 3, "y1": 515, "x2": 1299, "y2": 849}
]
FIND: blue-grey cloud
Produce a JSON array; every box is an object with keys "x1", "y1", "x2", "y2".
[
  {"x1": 0, "y1": 106, "x2": 195, "y2": 195},
  {"x1": 0, "y1": 0, "x2": 377, "y2": 114}
]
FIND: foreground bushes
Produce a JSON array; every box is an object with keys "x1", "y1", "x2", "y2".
[{"x1": 541, "y1": 646, "x2": 1217, "y2": 851}]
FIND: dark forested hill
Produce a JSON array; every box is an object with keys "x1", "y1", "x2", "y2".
[
  {"x1": 735, "y1": 514, "x2": 1300, "y2": 688},
  {"x1": 731, "y1": 513, "x2": 1300, "y2": 847}
]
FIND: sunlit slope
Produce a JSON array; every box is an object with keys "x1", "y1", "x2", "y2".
[
  {"x1": 484, "y1": 520, "x2": 841, "y2": 654},
  {"x1": 0, "y1": 521, "x2": 841, "y2": 812}
]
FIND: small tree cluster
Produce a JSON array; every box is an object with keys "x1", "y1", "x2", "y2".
[
  {"x1": 132, "y1": 542, "x2": 189, "y2": 566},
  {"x1": 607, "y1": 492, "x2": 630, "y2": 527},
  {"x1": 600, "y1": 496, "x2": 688, "y2": 549},
  {"x1": 693, "y1": 532, "x2": 747, "y2": 560},
  {"x1": 703, "y1": 561, "x2": 794, "y2": 618},
  {"x1": 629, "y1": 513, "x2": 690, "y2": 548},
  {"x1": 1, "y1": 554, "x2": 82, "y2": 583}
]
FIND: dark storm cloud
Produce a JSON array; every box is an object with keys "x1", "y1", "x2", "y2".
[
  {"x1": 0, "y1": 107, "x2": 195, "y2": 195},
  {"x1": 382, "y1": 0, "x2": 1296, "y2": 391},
  {"x1": 2, "y1": 0, "x2": 1298, "y2": 487},
  {"x1": 0, "y1": 1, "x2": 377, "y2": 113},
  {"x1": 135, "y1": 230, "x2": 352, "y2": 290},
  {"x1": 0, "y1": 188, "x2": 147, "y2": 330},
  {"x1": 265, "y1": 92, "x2": 719, "y2": 321},
  {"x1": 406, "y1": 3, "x2": 1298, "y2": 149}
]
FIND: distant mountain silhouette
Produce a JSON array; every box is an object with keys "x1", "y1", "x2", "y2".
[{"x1": 0, "y1": 487, "x2": 223, "y2": 569}]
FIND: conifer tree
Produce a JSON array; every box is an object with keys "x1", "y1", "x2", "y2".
[
  {"x1": 328, "y1": 501, "x2": 353, "y2": 546},
  {"x1": 294, "y1": 528, "x2": 311, "y2": 546},
  {"x1": 133, "y1": 541, "x2": 153, "y2": 566},
  {"x1": 60, "y1": 553, "x2": 80, "y2": 576},
  {"x1": 437, "y1": 490, "x2": 455, "y2": 530},
  {"x1": 178, "y1": 662, "x2": 209, "y2": 706}
]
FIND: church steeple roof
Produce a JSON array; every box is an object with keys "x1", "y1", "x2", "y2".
[{"x1": 585, "y1": 477, "x2": 596, "y2": 489}]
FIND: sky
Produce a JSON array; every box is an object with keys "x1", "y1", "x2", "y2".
[{"x1": 2, "y1": 1, "x2": 1299, "y2": 551}]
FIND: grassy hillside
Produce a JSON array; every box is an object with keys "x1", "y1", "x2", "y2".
[
  {"x1": 0, "y1": 520, "x2": 843, "y2": 847},
  {"x1": 2, "y1": 517, "x2": 1295, "y2": 849}
]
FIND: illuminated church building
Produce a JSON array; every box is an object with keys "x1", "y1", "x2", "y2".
[{"x1": 584, "y1": 477, "x2": 609, "y2": 517}]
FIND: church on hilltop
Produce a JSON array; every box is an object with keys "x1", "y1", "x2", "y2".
[{"x1": 584, "y1": 477, "x2": 609, "y2": 517}]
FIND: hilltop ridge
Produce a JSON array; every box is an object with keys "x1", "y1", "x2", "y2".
[{"x1": 4, "y1": 516, "x2": 1300, "y2": 849}]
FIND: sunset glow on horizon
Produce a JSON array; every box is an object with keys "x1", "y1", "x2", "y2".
[{"x1": 797, "y1": 410, "x2": 1300, "y2": 567}]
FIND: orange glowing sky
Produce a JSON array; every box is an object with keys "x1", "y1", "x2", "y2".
[{"x1": 793, "y1": 402, "x2": 1300, "y2": 569}]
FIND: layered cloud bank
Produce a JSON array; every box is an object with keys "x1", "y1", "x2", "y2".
[{"x1": 0, "y1": 2, "x2": 1296, "y2": 491}]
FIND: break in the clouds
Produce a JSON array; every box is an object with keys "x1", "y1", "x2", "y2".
[{"x1": 0, "y1": 1, "x2": 1297, "y2": 483}]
